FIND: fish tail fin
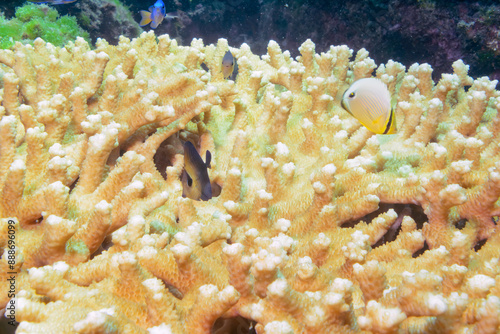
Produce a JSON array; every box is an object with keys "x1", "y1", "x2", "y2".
[
  {"x1": 384, "y1": 108, "x2": 397, "y2": 134},
  {"x1": 139, "y1": 10, "x2": 152, "y2": 26}
]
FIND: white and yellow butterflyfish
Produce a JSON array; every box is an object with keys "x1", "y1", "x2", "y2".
[{"x1": 341, "y1": 78, "x2": 396, "y2": 134}]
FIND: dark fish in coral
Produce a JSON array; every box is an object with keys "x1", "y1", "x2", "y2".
[
  {"x1": 182, "y1": 141, "x2": 212, "y2": 201},
  {"x1": 341, "y1": 78, "x2": 396, "y2": 134},
  {"x1": 200, "y1": 63, "x2": 209, "y2": 72},
  {"x1": 28, "y1": 0, "x2": 78, "y2": 4},
  {"x1": 139, "y1": 0, "x2": 178, "y2": 29},
  {"x1": 222, "y1": 50, "x2": 236, "y2": 80}
]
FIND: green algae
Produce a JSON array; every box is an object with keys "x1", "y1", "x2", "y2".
[{"x1": 0, "y1": 3, "x2": 90, "y2": 49}]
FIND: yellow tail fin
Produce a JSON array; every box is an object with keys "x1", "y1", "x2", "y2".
[{"x1": 139, "y1": 10, "x2": 152, "y2": 26}]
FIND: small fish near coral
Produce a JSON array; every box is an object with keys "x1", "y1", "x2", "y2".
[
  {"x1": 139, "y1": 0, "x2": 178, "y2": 29},
  {"x1": 182, "y1": 141, "x2": 212, "y2": 201},
  {"x1": 341, "y1": 78, "x2": 396, "y2": 134},
  {"x1": 27, "y1": 0, "x2": 78, "y2": 4},
  {"x1": 222, "y1": 50, "x2": 236, "y2": 80}
]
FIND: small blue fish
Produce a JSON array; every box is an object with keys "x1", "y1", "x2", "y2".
[
  {"x1": 139, "y1": 0, "x2": 178, "y2": 29},
  {"x1": 222, "y1": 51, "x2": 235, "y2": 79},
  {"x1": 28, "y1": 0, "x2": 78, "y2": 4},
  {"x1": 140, "y1": 0, "x2": 165, "y2": 29}
]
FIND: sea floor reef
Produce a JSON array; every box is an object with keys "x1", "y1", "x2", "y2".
[{"x1": 0, "y1": 32, "x2": 499, "y2": 333}]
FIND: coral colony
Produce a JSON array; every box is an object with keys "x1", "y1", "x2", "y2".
[{"x1": 0, "y1": 32, "x2": 500, "y2": 333}]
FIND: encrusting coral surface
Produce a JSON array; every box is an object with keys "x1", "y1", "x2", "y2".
[{"x1": 0, "y1": 31, "x2": 499, "y2": 333}]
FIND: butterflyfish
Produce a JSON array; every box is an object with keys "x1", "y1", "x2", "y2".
[
  {"x1": 139, "y1": 0, "x2": 177, "y2": 29},
  {"x1": 341, "y1": 78, "x2": 396, "y2": 134},
  {"x1": 28, "y1": 0, "x2": 78, "y2": 4},
  {"x1": 182, "y1": 141, "x2": 212, "y2": 201},
  {"x1": 222, "y1": 51, "x2": 235, "y2": 80}
]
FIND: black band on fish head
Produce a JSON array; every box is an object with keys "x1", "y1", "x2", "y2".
[{"x1": 340, "y1": 90, "x2": 352, "y2": 115}]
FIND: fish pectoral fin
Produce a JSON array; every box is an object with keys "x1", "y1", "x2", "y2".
[
  {"x1": 371, "y1": 115, "x2": 385, "y2": 127},
  {"x1": 205, "y1": 150, "x2": 212, "y2": 168},
  {"x1": 150, "y1": 20, "x2": 160, "y2": 29},
  {"x1": 165, "y1": 11, "x2": 179, "y2": 19}
]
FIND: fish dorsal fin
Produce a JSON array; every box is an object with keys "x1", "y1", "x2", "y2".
[
  {"x1": 205, "y1": 150, "x2": 211, "y2": 168},
  {"x1": 149, "y1": 5, "x2": 154, "y2": 12}
]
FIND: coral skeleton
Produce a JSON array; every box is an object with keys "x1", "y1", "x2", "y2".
[{"x1": 0, "y1": 32, "x2": 499, "y2": 333}]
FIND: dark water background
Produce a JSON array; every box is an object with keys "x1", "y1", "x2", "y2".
[{"x1": 1, "y1": 0, "x2": 500, "y2": 85}]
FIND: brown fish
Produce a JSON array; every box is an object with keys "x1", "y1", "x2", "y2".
[{"x1": 182, "y1": 141, "x2": 212, "y2": 201}]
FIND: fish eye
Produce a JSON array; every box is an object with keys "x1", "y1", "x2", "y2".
[{"x1": 349, "y1": 92, "x2": 355, "y2": 98}]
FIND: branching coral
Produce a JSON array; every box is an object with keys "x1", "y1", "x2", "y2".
[{"x1": 0, "y1": 31, "x2": 499, "y2": 333}]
